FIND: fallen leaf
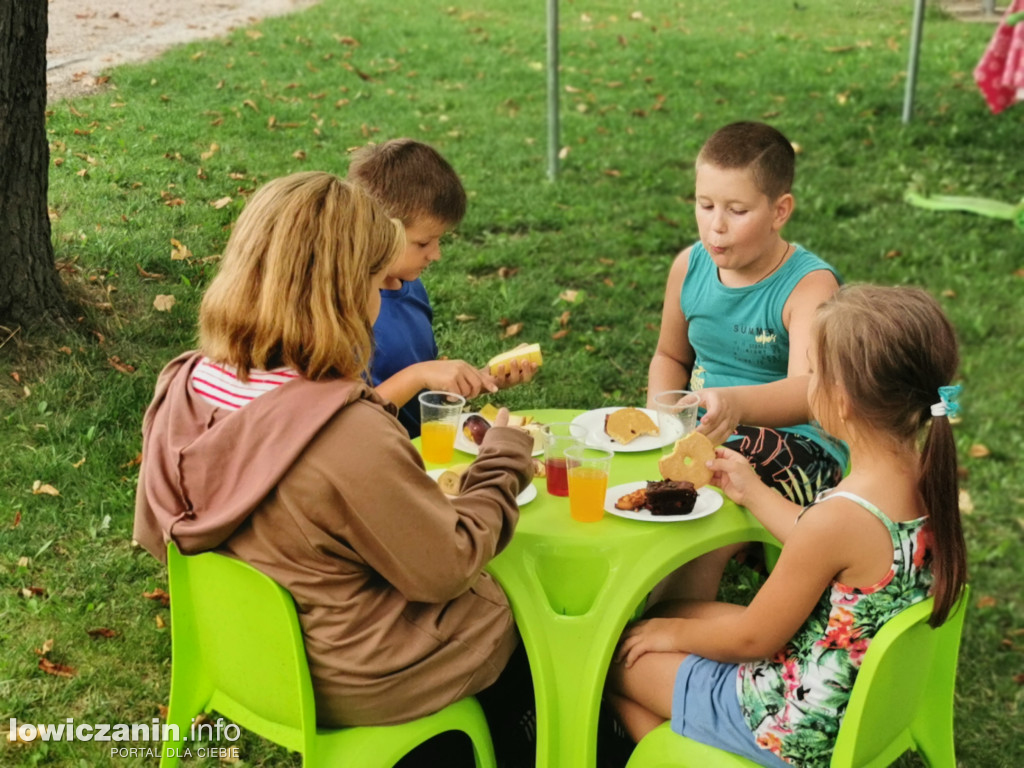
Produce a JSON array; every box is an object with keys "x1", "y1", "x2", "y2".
[
  {"x1": 501, "y1": 322, "x2": 524, "y2": 339},
  {"x1": 11, "y1": 510, "x2": 21, "y2": 528},
  {"x1": 200, "y1": 143, "x2": 219, "y2": 161},
  {"x1": 32, "y1": 481, "x2": 61, "y2": 496},
  {"x1": 153, "y1": 295, "x2": 176, "y2": 312},
  {"x1": 958, "y1": 489, "x2": 973, "y2": 514},
  {"x1": 968, "y1": 444, "x2": 990, "y2": 459},
  {"x1": 38, "y1": 657, "x2": 76, "y2": 678},
  {"x1": 37, "y1": 638, "x2": 54, "y2": 656},
  {"x1": 155, "y1": 614, "x2": 166, "y2": 629},
  {"x1": 559, "y1": 289, "x2": 580, "y2": 303},
  {"x1": 136, "y1": 263, "x2": 164, "y2": 280},
  {"x1": 122, "y1": 452, "x2": 143, "y2": 469},
  {"x1": 558, "y1": 310, "x2": 571, "y2": 327},
  {"x1": 108, "y1": 356, "x2": 136, "y2": 374},
  {"x1": 551, "y1": 329, "x2": 569, "y2": 340},
  {"x1": 143, "y1": 588, "x2": 170, "y2": 607},
  {"x1": 1014, "y1": 673, "x2": 1024, "y2": 685},
  {"x1": 976, "y1": 595, "x2": 997, "y2": 609},
  {"x1": 86, "y1": 627, "x2": 119, "y2": 639},
  {"x1": 59, "y1": 346, "x2": 72, "y2": 355},
  {"x1": 72, "y1": 457, "x2": 86, "y2": 469},
  {"x1": 497, "y1": 266, "x2": 519, "y2": 279},
  {"x1": 10, "y1": 371, "x2": 20, "y2": 383},
  {"x1": 17, "y1": 556, "x2": 29, "y2": 568},
  {"x1": 243, "y1": 99, "x2": 259, "y2": 112},
  {"x1": 21, "y1": 586, "x2": 47, "y2": 598},
  {"x1": 170, "y1": 238, "x2": 192, "y2": 260},
  {"x1": 210, "y1": 196, "x2": 233, "y2": 209},
  {"x1": 558, "y1": 146, "x2": 570, "y2": 159},
  {"x1": 292, "y1": 150, "x2": 307, "y2": 160},
  {"x1": 455, "y1": 314, "x2": 477, "y2": 322}
]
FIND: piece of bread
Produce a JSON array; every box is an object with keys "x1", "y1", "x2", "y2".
[
  {"x1": 657, "y1": 431, "x2": 715, "y2": 488},
  {"x1": 437, "y1": 463, "x2": 471, "y2": 495},
  {"x1": 615, "y1": 488, "x2": 648, "y2": 510},
  {"x1": 644, "y1": 479, "x2": 698, "y2": 516},
  {"x1": 487, "y1": 343, "x2": 543, "y2": 375},
  {"x1": 604, "y1": 407, "x2": 659, "y2": 445}
]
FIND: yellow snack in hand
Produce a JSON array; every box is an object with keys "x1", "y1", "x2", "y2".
[{"x1": 486, "y1": 343, "x2": 543, "y2": 376}]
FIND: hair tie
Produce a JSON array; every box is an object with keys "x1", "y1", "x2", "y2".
[{"x1": 931, "y1": 384, "x2": 962, "y2": 419}]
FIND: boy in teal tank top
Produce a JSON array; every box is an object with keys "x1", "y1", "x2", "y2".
[{"x1": 647, "y1": 122, "x2": 847, "y2": 602}]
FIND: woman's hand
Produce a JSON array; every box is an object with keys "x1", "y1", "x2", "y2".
[
  {"x1": 615, "y1": 618, "x2": 686, "y2": 668},
  {"x1": 707, "y1": 446, "x2": 765, "y2": 508},
  {"x1": 696, "y1": 388, "x2": 741, "y2": 445}
]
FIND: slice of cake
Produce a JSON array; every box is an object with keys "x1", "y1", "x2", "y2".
[
  {"x1": 604, "y1": 407, "x2": 659, "y2": 445},
  {"x1": 644, "y1": 479, "x2": 698, "y2": 516}
]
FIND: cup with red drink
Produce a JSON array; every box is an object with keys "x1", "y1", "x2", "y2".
[{"x1": 541, "y1": 422, "x2": 589, "y2": 496}]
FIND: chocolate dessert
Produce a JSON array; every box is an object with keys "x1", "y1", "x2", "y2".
[{"x1": 644, "y1": 479, "x2": 698, "y2": 516}]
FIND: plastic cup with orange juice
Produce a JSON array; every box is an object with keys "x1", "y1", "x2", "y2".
[
  {"x1": 418, "y1": 391, "x2": 466, "y2": 464},
  {"x1": 565, "y1": 445, "x2": 614, "y2": 522}
]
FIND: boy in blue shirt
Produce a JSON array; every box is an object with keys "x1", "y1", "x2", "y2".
[
  {"x1": 647, "y1": 121, "x2": 847, "y2": 601},
  {"x1": 348, "y1": 139, "x2": 536, "y2": 438}
]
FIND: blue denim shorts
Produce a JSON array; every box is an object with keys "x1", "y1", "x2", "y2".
[{"x1": 671, "y1": 654, "x2": 790, "y2": 768}]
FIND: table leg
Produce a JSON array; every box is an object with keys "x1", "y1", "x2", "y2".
[{"x1": 492, "y1": 512, "x2": 775, "y2": 768}]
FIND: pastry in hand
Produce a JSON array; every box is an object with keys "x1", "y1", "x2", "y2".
[{"x1": 658, "y1": 431, "x2": 715, "y2": 488}]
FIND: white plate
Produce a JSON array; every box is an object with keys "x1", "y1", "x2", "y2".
[
  {"x1": 427, "y1": 468, "x2": 537, "y2": 506},
  {"x1": 604, "y1": 481, "x2": 723, "y2": 522},
  {"x1": 453, "y1": 413, "x2": 543, "y2": 457},
  {"x1": 571, "y1": 407, "x2": 677, "y2": 453}
]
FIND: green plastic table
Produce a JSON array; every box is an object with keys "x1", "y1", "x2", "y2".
[{"x1": 421, "y1": 408, "x2": 777, "y2": 768}]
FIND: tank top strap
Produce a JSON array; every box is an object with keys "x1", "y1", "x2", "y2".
[{"x1": 798, "y1": 489, "x2": 896, "y2": 534}]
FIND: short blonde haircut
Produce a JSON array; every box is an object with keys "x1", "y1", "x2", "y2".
[{"x1": 199, "y1": 171, "x2": 403, "y2": 381}]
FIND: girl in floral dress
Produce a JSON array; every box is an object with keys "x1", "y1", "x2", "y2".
[{"x1": 607, "y1": 284, "x2": 968, "y2": 767}]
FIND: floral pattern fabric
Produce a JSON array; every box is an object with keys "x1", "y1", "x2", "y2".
[{"x1": 737, "y1": 490, "x2": 933, "y2": 767}]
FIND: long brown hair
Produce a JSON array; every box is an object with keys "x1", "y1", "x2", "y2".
[
  {"x1": 199, "y1": 172, "x2": 402, "y2": 381},
  {"x1": 813, "y1": 284, "x2": 966, "y2": 626}
]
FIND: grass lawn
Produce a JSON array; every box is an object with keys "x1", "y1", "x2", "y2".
[{"x1": 2, "y1": 0, "x2": 1022, "y2": 765}]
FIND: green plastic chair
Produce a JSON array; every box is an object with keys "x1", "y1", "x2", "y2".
[
  {"x1": 625, "y1": 588, "x2": 969, "y2": 768},
  {"x1": 161, "y1": 542, "x2": 497, "y2": 768}
]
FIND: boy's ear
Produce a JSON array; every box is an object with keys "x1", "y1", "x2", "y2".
[{"x1": 772, "y1": 193, "x2": 795, "y2": 230}]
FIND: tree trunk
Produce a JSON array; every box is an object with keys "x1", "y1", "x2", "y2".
[{"x1": 0, "y1": 0, "x2": 69, "y2": 330}]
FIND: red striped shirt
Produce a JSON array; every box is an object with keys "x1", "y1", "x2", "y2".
[{"x1": 190, "y1": 357, "x2": 299, "y2": 410}]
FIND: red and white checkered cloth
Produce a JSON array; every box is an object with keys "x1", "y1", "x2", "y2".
[{"x1": 974, "y1": 0, "x2": 1024, "y2": 114}]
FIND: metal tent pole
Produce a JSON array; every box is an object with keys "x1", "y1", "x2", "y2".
[
  {"x1": 903, "y1": 0, "x2": 927, "y2": 123},
  {"x1": 547, "y1": 0, "x2": 560, "y2": 180}
]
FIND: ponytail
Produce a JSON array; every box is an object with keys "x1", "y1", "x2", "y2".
[{"x1": 919, "y1": 408, "x2": 968, "y2": 627}]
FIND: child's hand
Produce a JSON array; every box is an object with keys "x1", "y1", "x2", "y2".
[
  {"x1": 483, "y1": 358, "x2": 539, "y2": 390},
  {"x1": 421, "y1": 360, "x2": 499, "y2": 398},
  {"x1": 707, "y1": 447, "x2": 764, "y2": 507},
  {"x1": 615, "y1": 618, "x2": 685, "y2": 668},
  {"x1": 696, "y1": 388, "x2": 740, "y2": 445}
]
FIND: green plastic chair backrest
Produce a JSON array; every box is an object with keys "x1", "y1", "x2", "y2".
[
  {"x1": 166, "y1": 543, "x2": 317, "y2": 754},
  {"x1": 832, "y1": 587, "x2": 969, "y2": 768}
]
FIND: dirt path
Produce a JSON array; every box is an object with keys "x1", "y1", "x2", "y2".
[{"x1": 46, "y1": 0, "x2": 320, "y2": 103}]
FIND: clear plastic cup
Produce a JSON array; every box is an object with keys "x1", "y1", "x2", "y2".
[
  {"x1": 653, "y1": 390, "x2": 700, "y2": 454},
  {"x1": 541, "y1": 422, "x2": 589, "y2": 496},
  {"x1": 565, "y1": 445, "x2": 614, "y2": 522},
  {"x1": 418, "y1": 391, "x2": 466, "y2": 464}
]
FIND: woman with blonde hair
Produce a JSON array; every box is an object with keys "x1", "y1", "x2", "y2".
[{"x1": 134, "y1": 172, "x2": 534, "y2": 744}]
